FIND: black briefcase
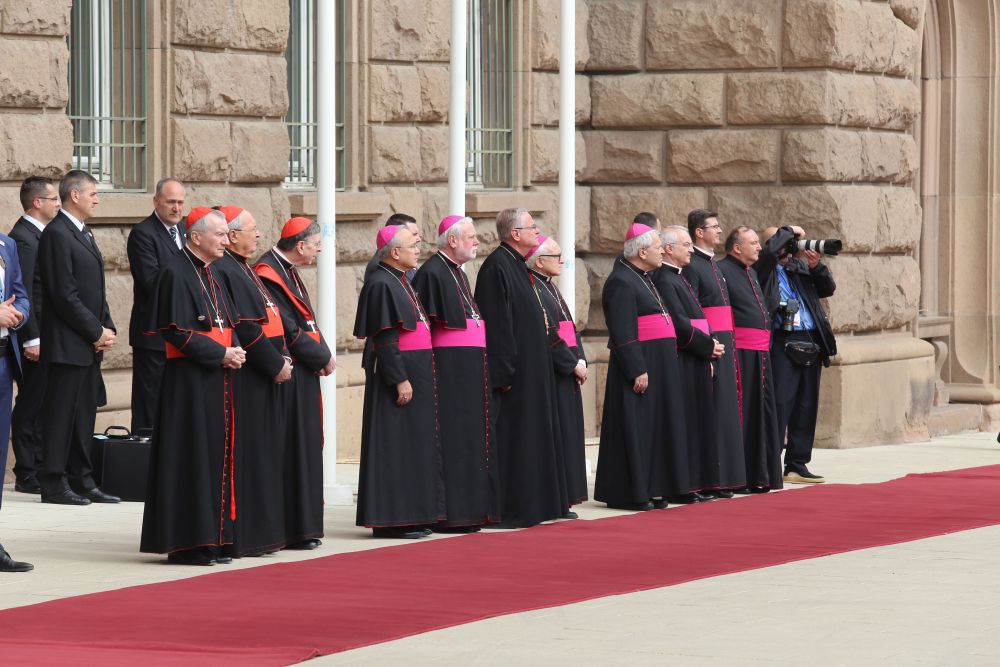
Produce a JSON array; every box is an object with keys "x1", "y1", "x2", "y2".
[{"x1": 91, "y1": 426, "x2": 152, "y2": 502}]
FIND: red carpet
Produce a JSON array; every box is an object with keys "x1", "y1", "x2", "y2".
[{"x1": 3, "y1": 465, "x2": 1000, "y2": 665}]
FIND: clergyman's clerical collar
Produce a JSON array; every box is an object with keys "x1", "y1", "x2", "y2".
[
  {"x1": 694, "y1": 245, "x2": 714, "y2": 259},
  {"x1": 437, "y1": 250, "x2": 460, "y2": 269},
  {"x1": 377, "y1": 261, "x2": 405, "y2": 277},
  {"x1": 272, "y1": 247, "x2": 295, "y2": 267},
  {"x1": 662, "y1": 261, "x2": 682, "y2": 273}
]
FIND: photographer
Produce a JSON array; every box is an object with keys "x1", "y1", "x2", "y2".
[{"x1": 756, "y1": 226, "x2": 837, "y2": 484}]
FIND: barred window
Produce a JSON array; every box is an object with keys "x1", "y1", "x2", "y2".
[
  {"x1": 68, "y1": 0, "x2": 147, "y2": 191},
  {"x1": 466, "y1": 0, "x2": 514, "y2": 189},
  {"x1": 285, "y1": 0, "x2": 345, "y2": 190}
]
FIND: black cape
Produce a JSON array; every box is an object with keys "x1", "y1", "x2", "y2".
[
  {"x1": 529, "y1": 268, "x2": 588, "y2": 505},
  {"x1": 352, "y1": 262, "x2": 446, "y2": 528},
  {"x1": 685, "y1": 248, "x2": 746, "y2": 489},
  {"x1": 595, "y1": 257, "x2": 691, "y2": 504},
  {"x1": 717, "y1": 255, "x2": 783, "y2": 490},
  {"x1": 254, "y1": 249, "x2": 331, "y2": 543},
  {"x1": 474, "y1": 242, "x2": 567, "y2": 527},
  {"x1": 140, "y1": 248, "x2": 241, "y2": 554},
  {"x1": 214, "y1": 250, "x2": 291, "y2": 555},
  {"x1": 412, "y1": 252, "x2": 500, "y2": 526}
]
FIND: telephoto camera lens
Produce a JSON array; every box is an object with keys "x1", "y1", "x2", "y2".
[{"x1": 796, "y1": 239, "x2": 843, "y2": 256}]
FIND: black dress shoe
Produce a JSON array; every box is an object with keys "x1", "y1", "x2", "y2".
[
  {"x1": 692, "y1": 492, "x2": 714, "y2": 502},
  {"x1": 715, "y1": 490, "x2": 735, "y2": 499},
  {"x1": 79, "y1": 488, "x2": 121, "y2": 504},
  {"x1": 285, "y1": 538, "x2": 322, "y2": 550},
  {"x1": 666, "y1": 493, "x2": 701, "y2": 505},
  {"x1": 14, "y1": 478, "x2": 41, "y2": 494},
  {"x1": 432, "y1": 525, "x2": 482, "y2": 534},
  {"x1": 561, "y1": 511, "x2": 579, "y2": 520},
  {"x1": 41, "y1": 489, "x2": 91, "y2": 506},
  {"x1": 651, "y1": 499, "x2": 669, "y2": 510},
  {"x1": 0, "y1": 546, "x2": 33, "y2": 573},
  {"x1": 607, "y1": 501, "x2": 654, "y2": 511},
  {"x1": 372, "y1": 527, "x2": 428, "y2": 539},
  {"x1": 167, "y1": 548, "x2": 216, "y2": 566},
  {"x1": 748, "y1": 486, "x2": 770, "y2": 494}
]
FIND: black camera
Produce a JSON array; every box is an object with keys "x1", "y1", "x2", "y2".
[
  {"x1": 783, "y1": 238, "x2": 842, "y2": 256},
  {"x1": 779, "y1": 298, "x2": 800, "y2": 332}
]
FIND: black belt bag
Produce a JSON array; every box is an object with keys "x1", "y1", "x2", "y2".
[{"x1": 784, "y1": 339, "x2": 820, "y2": 366}]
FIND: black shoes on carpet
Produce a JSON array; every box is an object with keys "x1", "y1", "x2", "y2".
[
  {"x1": 372, "y1": 527, "x2": 432, "y2": 539},
  {"x1": 286, "y1": 538, "x2": 323, "y2": 550}
]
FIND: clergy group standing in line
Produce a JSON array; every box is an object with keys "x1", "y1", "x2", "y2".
[
  {"x1": 139, "y1": 199, "x2": 334, "y2": 566},
  {"x1": 354, "y1": 209, "x2": 589, "y2": 537}
]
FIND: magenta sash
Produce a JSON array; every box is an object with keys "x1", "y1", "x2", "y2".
[
  {"x1": 431, "y1": 319, "x2": 486, "y2": 348},
  {"x1": 691, "y1": 319, "x2": 710, "y2": 335},
  {"x1": 703, "y1": 306, "x2": 734, "y2": 332},
  {"x1": 637, "y1": 314, "x2": 676, "y2": 341},
  {"x1": 558, "y1": 320, "x2": 578, "y2": 348},
  {"x1": 734, "y1": 327, "x2": 771, "y2": 351},
  {"x1": 398, "y1": 325, "x2": 433, "y2": 351}
]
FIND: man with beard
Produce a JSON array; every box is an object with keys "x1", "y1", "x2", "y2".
[
  {"x1": 595, "y1": 222, "x2": 692, "y2": 510},
  {"x1": 254, "y1": 217, "x2": 335, "y2": 550},
  {"x1": 655, "y1": 226, "x2": 733, "y2": 498},
  {"x1": 212, "y1": 205, "x2": 293, "y2": 556},
  {"x1": 684, "y1": 209, "x2": 745, "y2": 497},
  {"x1": 718, "y1": 227, "x2": 783, "y2": 493},
  {"x1": 412, "y1": 215, "x2": 499, "y2": 532},
  {"x1": 140, "y1": 207, "x2": 246, "y2": 565},
  {"x1": 354, "y1": 224, "x2": 445, "y2": 538},
  {"x1": 526, "y1": 236, "x2": 588, "y2": 512},
  {"x1": 474, "y1": 208, "x2": 567, "y2": 527}
]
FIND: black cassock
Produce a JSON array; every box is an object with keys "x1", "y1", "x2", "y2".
[
  {"x1": 140, "y1": 248, "x2": 240, "y2": 554},
  {"x1": 412, "y1": 252, "x2": 500, "y2": 526},
  {"x1": 214, "y1": 250, "x2": 291, "y2": 555},
  {"x1": 655, "y1": 263, "x2": 737, "y2": 491},
  {"x1": 474, "y1": 242, "x2": 566, "y2": 527},
  {"x1": 595, "y1": 257, "x2": 691, "y2": 505},
  {"x1": 254, "y1": 250, "x2": 331, "y2": 544},
  {"x1": 717, "y1": 255, "x2": 783, "y2": 490},
  {"x1": 529, "y1": 269, "x2": 588, "y2": 505},
  {"x1": 353, "y1": 263, "x2": 446, "y2": 528},
  {"x1": 684, "y1": 247, "x2": 746, "y2": 489}
]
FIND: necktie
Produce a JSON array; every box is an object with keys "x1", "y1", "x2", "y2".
[
  {"x1": 83, "y1": 225, "x2": 97, "y2": 250},
  {"x1": 168, "y1": 226, "x2": 178, "y2": 247}
]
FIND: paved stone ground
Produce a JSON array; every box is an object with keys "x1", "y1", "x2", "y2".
[{"x1": 1, "y1": 432, "x2": 998, "y2": 665}]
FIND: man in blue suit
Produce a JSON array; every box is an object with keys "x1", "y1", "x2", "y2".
[{"x1": 0, "y1": 231, "x2": 33, "y2": 572}]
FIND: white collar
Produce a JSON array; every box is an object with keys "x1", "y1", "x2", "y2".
[
  {"x1": 273, "y1": 247, "x2": 295, "y2": 266},
  {"x1": 22, "y1": 215, "x2": 45, "y2": 232},
  {"x1": 662, "y1": 261, "x2": 682, "y2": 271},
  {"x1": 694, "y1": 245, "x2": 714, "y2": 259},
  {"x1": 61, "y1": 209, "x2": 85, "y2": 232}
]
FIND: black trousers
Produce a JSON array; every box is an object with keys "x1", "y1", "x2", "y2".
[
  {"x1": 38, "y1": 362, "x2": 100, "y2": 496},
  {"x1": 131, "y1": 347, "x2": 165, "y2": 434},
  {"x1": 771, "y1": 330, "x2": 822, "y2": 473},
  {"x1": 11, "y1": 356, "x2": 45, "y2": 481}
]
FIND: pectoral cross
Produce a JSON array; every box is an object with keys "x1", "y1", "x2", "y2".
[
  {"x1": 472, "y1": 312, "x2": 481, "y2": 328},
  {"x1": 306, "y1": 319, "x2": 317, "y2": 332},
  {"x1": 215, "y1": 314, "x2": 225, "y2": 332}
]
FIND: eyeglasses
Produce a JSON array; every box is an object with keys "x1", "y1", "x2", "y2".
[
  {"x1": 538, "y1": 253, "x2": 562, "y2": 260},
  {"x1": 513, "y1": 224, "x2": 539, "y2": 232},
  {"x1": 37, "y1": 196, "x2": 60, "y2": 202},
  {"x1": 700, "y1": 224, "x2": 722, "y2": 230},
  {"x1": 668, "y1": 242, "x2": 693, "y2": 248}
]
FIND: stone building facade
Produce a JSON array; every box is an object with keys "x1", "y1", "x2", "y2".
[{"x1": 0, "y1": 0, "x2": 995, "y2": 469}]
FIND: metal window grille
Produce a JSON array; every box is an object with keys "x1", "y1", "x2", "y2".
[
  {"x1": 68, "y1": 0, "x2": 147, "y2": 191},
  {"x1": 467, "y1": 0, "x2": 514, "y2": 189},
  {"x1": 285, "y1": 0, "x2": 345, "y2": 190}
]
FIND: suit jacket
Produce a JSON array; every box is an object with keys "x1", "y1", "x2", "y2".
[
  {"x1": 127, "y1": 213, "x2": 183, "y2": 350},
  {"x1": 9, "y1": 217, "x2": 43, "y2": 343},
  {"x1": 37, "y1": 211, "x2": 114, "y2": 366},
  {"x1": 0, "y1": 232, "x2": 31, "y2": 379}
]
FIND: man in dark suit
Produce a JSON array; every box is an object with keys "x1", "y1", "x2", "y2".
[
  {"x1": 126, "y1": 177, "x2": 185, "y2": 434},
  {"x1": 36, "y1": 170, "x2": 120, "y2": 505},
  {"x1": 0, "y1": 227, "x2": 35, "y2": 571},
  {"x1": 9, "y1": 176, "x2": 60, "y2": 494}
]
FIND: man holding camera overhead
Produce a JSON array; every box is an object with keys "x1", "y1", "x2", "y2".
[{"x1": 757, "y1": 226, "x2": 838, "y2": 485}]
